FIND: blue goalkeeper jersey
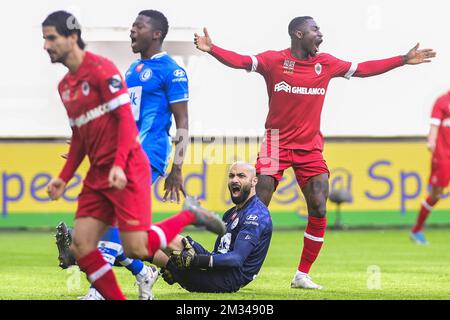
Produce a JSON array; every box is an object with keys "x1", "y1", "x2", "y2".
[
  {"x1": 212, "y1": 196, "x2": 273, "y2": 285},
  {"x1": 125, "y1": 52, "x2": 189, "y2": 177}
]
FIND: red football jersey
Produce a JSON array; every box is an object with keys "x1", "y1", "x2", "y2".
[
  {"x1": 57, "y1": 51, "x2": 141, "y2": 186},
  {"x1": 252, "y1": 49, "x2": 354, "y2": 150},
  {"x1": 430, "y1": 91, "x2": 450, "y2": 161}
]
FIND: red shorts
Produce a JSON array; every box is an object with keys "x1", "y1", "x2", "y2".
[
  {"x1": 429, "y1": 159, "x2": 450, "y2": 188},
  {"x1": 255, "y1": 145, "x2": 329, "y2": 190},
  {"x1": 76, "y1": 148, "x2": 152, "y2": 232}
]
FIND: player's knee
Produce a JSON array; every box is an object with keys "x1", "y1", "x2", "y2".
[
  {"x1": 122, "y1": 243, "x2": 148, "y2": 260},
  {"x1": 70, "y1": 236, "x2": 96, "y2": 259},
  {"x1": 308, "y1": 196, "x2": 327, "y2": 218}
]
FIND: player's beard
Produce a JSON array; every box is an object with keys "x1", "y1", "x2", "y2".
[
  {"x1": 229, "y1": 183, "x2": 252, "y2": 205},
  {"x1": 48, "y1": 50, "x2": 68, "y2": 64}
]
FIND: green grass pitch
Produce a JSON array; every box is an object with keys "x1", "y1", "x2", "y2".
[{"x1": 0, "y1": 228, "x2": 449, "y2": 300}]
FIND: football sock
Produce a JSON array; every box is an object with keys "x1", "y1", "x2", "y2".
[
  {"x1": 147, "y1": 210, "x2": 196, "y2": 256},
  {"x1": 77, "y1": 249, "x2": 126, "y2": 300},
  {"x1": 99, "y1": 226, "x2": 146, "y2": 277},
  {"x1": 298, "y1": 216, "x2": 327, "y2": 274},
  {"x1": 412, "y1": 196, "x2": 439, "y2": 233},
  {"x1": 116, "y1": 249, "x2": 145, "y2": 276}
]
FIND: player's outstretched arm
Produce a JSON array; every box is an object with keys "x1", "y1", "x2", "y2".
[
  {"x1": 194, "y1": 27, "x2": 253, "y2": 71},
  {"x1": 352, "y1": 43, "x2": 436, "y2": 78},
  {"x1": 403, "y1": 43, "x2": 436, "y2": 65}
]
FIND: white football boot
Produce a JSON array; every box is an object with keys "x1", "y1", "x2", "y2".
[
  {"x1": 79, "y1": 287, "x2": 105, "y2": 300},
  {"x1": 291, "y1": 272, "x2": 323, "y2": 289},
  {"x1": 136, "y1": 265, "x2": 159, "y2": 300}
]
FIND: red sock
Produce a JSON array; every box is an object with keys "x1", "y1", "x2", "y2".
[
  {"x1": 298, "y1": 216, "x2": 327, "y2": 274},
  {"x1": 147, "y1": 210, "x2": 195, "y2": 256},
  {"x1": 412, "y1": 196, "x2": 438, "y2": 233},
  {"x1": 77, "y1": 249, "x2": 126, "y2": 300}
]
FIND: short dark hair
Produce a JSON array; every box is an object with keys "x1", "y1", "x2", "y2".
[
  {"x1": 288, "y1": 16, "x2": 313, "y2": 38},
  {"x1": 138, "y1": 10, "x2": 169, "y2": 43},
  {"x1": 42, "y1": 11, "x2": 86, "y2": 49}
]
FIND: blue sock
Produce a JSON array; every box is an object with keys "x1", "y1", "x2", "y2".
[
  {"x1": 116, "y1": 250, "x2": 145, "y2": 276},
  {"x1": 100, "y1": 226, "x2": 145, "y2": 276},
  {"x1": 97, "y1": 227, "x2": 122, "y2": 265}
]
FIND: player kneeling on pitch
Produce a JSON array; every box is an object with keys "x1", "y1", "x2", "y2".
[{"x1": 150, "y1": 162, "x2": 273, "y2": 293}]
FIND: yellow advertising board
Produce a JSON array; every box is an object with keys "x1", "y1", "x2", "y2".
[{"x1": 0, "y1": 141, "x2": 449, "y2": 227}]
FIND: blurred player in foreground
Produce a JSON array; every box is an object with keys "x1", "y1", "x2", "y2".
[
  {"x1": 411, "y1": 90, "x2": 450, "y2": 244},
  {"x1": 72, "y1": 9, "x2": 191, "y2": 300},
  {"x1": 43, "y1": 10, "x2": 225, "y2": 300},
  {"x1": 152, "y1": 162, "x2": 272, "y2": 293},
  {"x1": 194, "y1": 16, "x2": 436, "y2": 289}
]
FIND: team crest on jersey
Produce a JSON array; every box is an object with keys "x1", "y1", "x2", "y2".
[
  {"x1": 283, "y1": 59, "x2": 295, "y2": 74},
  {"x1": 315, "y1": 63, "x2": 322, "y2": 75},
  {"x1": 231, "y1": 217, "x2": 239, "y2": 230},
  {"x1": 81, "y1": 81, "x2": 90, "y2": 96},
  {"x1": 140, "y1": 68, "x2": 152, "y2": 82}
]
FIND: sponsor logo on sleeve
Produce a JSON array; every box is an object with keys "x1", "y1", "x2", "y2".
[
  {"x1": 108, "y1": 74, "x2": 123, "y2": 94},
  {"x1": 173, "y1": 69, "x2": 186, "y2": 77},
  {"x1": 244, "y1": 214, "x2": 259, "y2": 226},
  {"x1": 172, "y1": 69, "x2": 188, "y2": 83}
]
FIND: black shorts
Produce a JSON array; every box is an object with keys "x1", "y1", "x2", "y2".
[{"x1": 167, "y1": 237, "x2": 244, "y2": 293}]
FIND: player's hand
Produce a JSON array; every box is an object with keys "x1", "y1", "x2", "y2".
[
  {"x1": 171, "y1": 238, "x2": 211, "y2": 269},
  {"x1": 163, "y1": 166, "x2": 186, "y2": 203},
  {"x1": 171, "y1": 238, "x2": 196, "y2": 268},
  {"x1": 404, "y1": 43, "x2": 436, "y2": 65},
  {"x1": 47, "y1": 178, "x2": 67, "y2": 200},
  {"x1": 194, "y1": 27, "x2": 213, "y2": 52},
  {"x1": 160, "y1": 267, "x2": 176, "y2": 285},
  {"x1": 108, "y1": 166, "x2": 128, "y2": 190},
  {"x1": 427, "y1": 139, "x2": 436, "y2": 153}
]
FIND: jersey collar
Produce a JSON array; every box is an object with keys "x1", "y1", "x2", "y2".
[{"x1": 141, "y1": 51, "x2": 167, "y2": 61}]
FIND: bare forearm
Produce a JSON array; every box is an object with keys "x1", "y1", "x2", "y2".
[{"x1": 172, "y1": 127, "x2": 189, "y2": 168}]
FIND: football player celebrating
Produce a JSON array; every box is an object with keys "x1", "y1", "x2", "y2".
[{"x1": 194, "y1": 16, "x2": 436, "y2": 289}]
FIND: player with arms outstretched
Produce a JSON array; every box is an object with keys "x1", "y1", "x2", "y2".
[{"x1": 194, "y1": 16, "x2": 436, "y2": 289}]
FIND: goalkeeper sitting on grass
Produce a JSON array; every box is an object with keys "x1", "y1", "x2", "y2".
[{"x1": 153, "y1": 162, "x2": 273, "y2": 293}]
